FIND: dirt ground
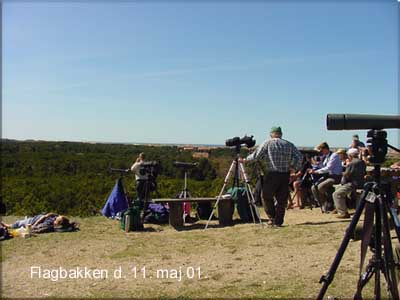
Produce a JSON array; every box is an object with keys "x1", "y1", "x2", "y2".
[{"x1": 0, "y1": 208, "x2": 388, "y2": 299}]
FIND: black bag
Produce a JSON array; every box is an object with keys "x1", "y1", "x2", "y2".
[
  {"x1": 197, "y1": 202, "x2": 213, "y2": 220},
  {"x1": 0, "y1": 225, "x2": 12, "y2": 241}
]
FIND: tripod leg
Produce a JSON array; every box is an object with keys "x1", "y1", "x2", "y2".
[
  {"x1": 354, "y1": 262, "x2": 376, "y2": 300},
  {"x1": 245, "y1": 182, "x2": 264, "y2": 226},
  {"x1": 244, "y1": 185, "x2": 256, "y2": 223},
  {"x1": 380, "y1": 199, "x2": 400, "y2": 300},
  {"x1": 250, "y1": 184, "x2": 263, "y2": 225},
  {"x1": 239, "y1": 162, "x2": 263, "y2": 226},
  {"x1": 205, "y1": 160, "x2": 236, "y2": 229},
  {"x1": 388, "y1": 206, "x2": 400, "y2": 244},
  {"x1": 238, "y1": 162, "x2": 256, "y2": 223},
  {"x1": 317, "y1": 191, "x2": 368, "y2": 300},
  {"x1": 374, "y1": 201, "x2": 382, "y2": 300}
]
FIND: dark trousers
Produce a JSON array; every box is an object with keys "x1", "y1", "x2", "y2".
[
  {"x1": 254, "y1": 175, "x2": 264, "y2": 207},
  {"x1": 136, "y1": 180, "x2": 148, "y2": 209},
  {"x1": 262, "y1": 172, "x2": 290, "y2": 226},
  {"x1": 311, "y1": 175, "x2": 341, "y2": 212}
]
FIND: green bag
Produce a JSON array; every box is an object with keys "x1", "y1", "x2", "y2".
[
  {"x1": 227, "y1": 186, "x2": 258, "y2": 222},
  {"x1": 120, "y1": 205, "x2": 142, "y2": 231}
]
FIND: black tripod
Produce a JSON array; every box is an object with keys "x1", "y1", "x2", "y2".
[
  {"x1": 289, "y1": 172, "x2": 319, "y2": 210},
  {"x1": 317, "y1": 129, "x2": 400, "y2": 300}
]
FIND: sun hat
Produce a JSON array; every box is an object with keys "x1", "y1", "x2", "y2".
[{"x1": 336, "y1": 148, "x2": 347, "y2": 155}]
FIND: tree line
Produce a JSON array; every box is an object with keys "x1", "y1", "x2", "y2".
[{"x1": 1, "y1": 139, "x2": 255, "y2": 216}]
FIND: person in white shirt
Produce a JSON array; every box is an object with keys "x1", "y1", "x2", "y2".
[{"x1": 130, "y1": 153, "x2": 148, "y2": 204}]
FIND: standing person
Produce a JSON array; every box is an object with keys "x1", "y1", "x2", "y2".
[
  {"x1": 333, "y1": 148, "x2": 366, "y2": 218},
  {"x1": 241, "y1": 126, "x2": 302, "y2": 227},
  {"x1": 309, "y1": 142, "x2": 343, "y2": 213},
  {"x1": 130, "y1": 153, "x2": 148, "y2": 206}
]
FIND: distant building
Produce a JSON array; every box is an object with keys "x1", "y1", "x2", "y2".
[
  {"x1": 180, "y1": 145, "x2": 212, "y2": 158},
  {"x1": 183, "y1": 147, "x2": 195, "y2": 151},
  {"x1": 193, "y1": 152, "x2": 209, "y2": 159}
]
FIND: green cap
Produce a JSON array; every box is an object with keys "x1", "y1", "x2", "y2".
[{"x1": 270, "y1": 126, "x2": 282, "y2": 134}]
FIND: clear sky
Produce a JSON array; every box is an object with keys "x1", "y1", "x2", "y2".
[{"x1": 3, "y1": 1, "x2": 399, "y2": 147}]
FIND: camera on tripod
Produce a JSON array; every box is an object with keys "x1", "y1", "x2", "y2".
[
  {"x1": 317, "y1": 113, "x2": 400, "y2": 300},
  {"x1": 225, "y1": 135, "x2": 256, "y2": 151},
  {"x1": 139, "y1": 161, "x2": 159, "y2": 176},
  {"x1": 139, "y1": 161, "x2": 160, "y2": 192},
  {"x1": 205, "y1": 135, "x2": 262, "y2": 229}
]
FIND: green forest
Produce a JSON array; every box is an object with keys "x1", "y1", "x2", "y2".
[
  {"x1": 4, "y1": 139, "x2": 396, "y2": 217},
  {"x1": 1, "y1": 139, "x2": 257, "y2": 216}
]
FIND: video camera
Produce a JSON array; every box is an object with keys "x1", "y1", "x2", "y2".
[
  {"x1": 225, "y1": 135, "x2": 256, "y2": 148},
  {"x1": 139, "y1": 161, "x2": 160, "y2": 177},
  {"x1": 138, "y1": 161, "x2": 160, "y2": 193}
]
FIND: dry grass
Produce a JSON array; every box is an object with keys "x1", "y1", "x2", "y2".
[{"x1": 0, "y1": 208, "x2": 384, "y2": 299}]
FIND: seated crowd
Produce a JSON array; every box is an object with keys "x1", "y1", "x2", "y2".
[{"x1": 288, "y1": 134, "x2": 368, "y2": 219}]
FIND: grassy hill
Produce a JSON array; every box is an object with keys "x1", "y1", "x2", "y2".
[{"x1": 1, "y1": 209, "x2": 378, "y2": 299}]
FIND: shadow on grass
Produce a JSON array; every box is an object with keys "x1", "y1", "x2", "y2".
[
  {"x1": 173, "y1": 223, "x2": 231, "y2": 231},
  {"x1": 297, "y1": 220, "x2": 352, "y2": 226},
  {"x1": 173, "y1": 218, "x2": 267, "y2": 231},
  {"x1": 132, "y1": 227, "x2": 158, "y2": 232}
]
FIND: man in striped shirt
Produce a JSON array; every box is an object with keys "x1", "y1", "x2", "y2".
[{"x1": 241, "y1": 126, "x2": 302, "y2": 226}]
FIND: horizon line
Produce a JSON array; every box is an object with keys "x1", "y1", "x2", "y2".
[{"x1": 1, "y1": 137, "x2": 346, "y2": 150}]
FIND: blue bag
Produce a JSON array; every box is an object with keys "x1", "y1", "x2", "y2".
[{"x1": 102, "y1": 178, "x2": 128, "y2": 218}]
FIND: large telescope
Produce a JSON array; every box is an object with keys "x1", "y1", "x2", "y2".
[{"x1": 327, "y1": 114, "x2": 400, "y2": 130}]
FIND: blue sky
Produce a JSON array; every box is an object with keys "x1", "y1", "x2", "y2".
[{"x1": 3, "y1": 1, "x2": 399, "y2": 147}]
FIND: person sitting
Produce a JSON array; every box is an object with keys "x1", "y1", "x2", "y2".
[
  {"x1": 1, "y1": 213, "x2": 76, "y2": 232},
  {"x1": 309, "y1": 142, "x2": 343, "y2": 213},
  {"x1": 291, "y1": 153, "x2": 313, "y2": 209},
  {"x1": 336, "y1": 148, "x2": 348, "y2": 170},
  {"x1": 332, "y1": 148, "x2": 366, "y2": 218},
  {"x1": 391, "y1": 161, "x2": 400, "y2": 170},
  {"x1": 350, "y1": 134, "x2": 365, "y2": 148}
]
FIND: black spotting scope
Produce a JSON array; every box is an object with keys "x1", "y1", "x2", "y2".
[
  {"x1": 110, "y1": 168, "x2": 129, "y2": 173},
  {"x1": 225, "y1": 135, "x2": 256, "y2": 148},
  {"x1": 173, "y1": 161, "x2": 198, "y2": 169},
  {"x1": 327, "y1": 114, "x2": 400, "y2": 130}
]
